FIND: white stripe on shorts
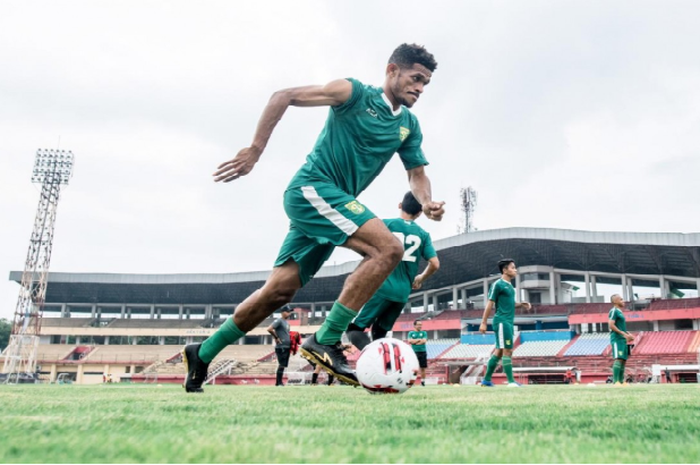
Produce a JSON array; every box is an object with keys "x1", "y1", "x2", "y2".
[
  {"x1": 613, "y1": 342, "x2": 618, "y2": 358},
  {"x1": 301, "y1": 186, "x2": 359, "y2": 236},
  {"x1": 498, "y1": 322, "x2": 505, "y2": 348}
]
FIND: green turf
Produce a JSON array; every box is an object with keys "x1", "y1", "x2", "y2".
[{"x1": 0, "y1": 383, "x2": 699, "y2": 463}]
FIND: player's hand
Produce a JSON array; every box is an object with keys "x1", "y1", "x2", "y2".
[
  {"x1": 479, "y1": 323, "x2": 487, "y2": 334},
  {"x1": 412, "y1": 276, "x2": 425, "y2": 290},
  {"x1": 625, "y1": 333, "x2": 634, "y2": 343},
  {"x1": 213, "y1": 146, "x2": 262, "y2": 182},
  {"x1": 522, "y1": 302, "x2": 532, "y2": 311},
  {"x1": 423, "y1": 201, "x2": 446, "y2": 222}
]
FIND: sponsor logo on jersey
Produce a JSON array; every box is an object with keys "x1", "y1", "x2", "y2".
[
  {"x1": 345, "y1": 200, "x2": 366, "y2": 215},
  {"x1": 399, "y1": 127, "x2": 410, "y2": 142},
  {"x1": 366, "y1": 108, "x2": 378, "y2": 118}
]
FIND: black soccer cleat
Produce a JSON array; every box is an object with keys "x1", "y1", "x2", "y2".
[
  {"x1": 300, "y1": 334, "x2": 358, "y2": 387},
  {"x1": 182, "y1": 343, "x2": 209, "y2": 393}
]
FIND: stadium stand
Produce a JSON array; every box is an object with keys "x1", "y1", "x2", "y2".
[
  {"x1": 108, "y1": 319, "x2": 204, "y2": 329},
  {"x1": 425, "y1": 338, "x2": 459, "y2": 359},
  {"x1": 564, "y1": 333, "x2": 610, "y2": 356},
  {"x1": 634, "y1": 331, "x2": 699, "y2": 355},
  {"x1": 440, "y1": 344, "x2": 494, "y2": 359},
  {"x1": 42, "y1": 318, "x2": 95, "y2": 327},
  {"x1": 84, "y1": 345, "x2": 181, "y2": 363},
  {"x1": 513, "y1": 332, "x2": 572, "y2": 358}
]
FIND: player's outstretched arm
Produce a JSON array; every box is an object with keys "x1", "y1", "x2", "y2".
[
  {"x1": 515, "y1": 302, "x2": 532, "y2": 311},
  {"x1": 213, "y1": 79, "x2": 353, "y2": 183},
  {"x1": 407, "y1": 166, "x2": 445, "y2": 221},
  {"x1": 479, "y1": 301, "x2": 494, "y2": 334},
  {"x1": 412, "y1": 257, "x2": 440, "y2": 289}
]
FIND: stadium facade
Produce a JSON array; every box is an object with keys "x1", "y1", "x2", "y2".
[{"x1": 7, "y1": 227, "x2": 700, "y2": 385}]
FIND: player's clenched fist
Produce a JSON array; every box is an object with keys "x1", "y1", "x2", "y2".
[{"x1": 423, "y1": 201, "x2": 445, "y2": 221}]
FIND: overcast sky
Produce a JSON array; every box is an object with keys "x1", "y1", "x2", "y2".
[{"x1": 1, "y1": 1, "x2": 699, "y2": 320}]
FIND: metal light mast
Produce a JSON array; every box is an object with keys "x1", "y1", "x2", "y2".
[
  {"x1": 2, "y1": 149, "x2": 74, "y2": 383},
  {"x1": 458, "y1": 186, "x2": 478, "y2": 234}
]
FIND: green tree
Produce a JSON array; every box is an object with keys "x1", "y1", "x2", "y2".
[{"x1": 0, "y1": 318, "x2": 11, "y2": 351}]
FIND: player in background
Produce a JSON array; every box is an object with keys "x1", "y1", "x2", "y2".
[
  {"x1": 479, "y1": 259, "x2": 531, "y2": 387},
  {"x1": 346, "y1": 191, "x2": 440, "y2": 351},
  {"x1": 407, "y1": 320, "x2": 429, "y2": 386},
  {"x1": 267, "y1": 307, "x2": 294, "y2": 387},
  {"x1": 608, "y1": 294, "x2": 634, "y2": 385},
  {"x1": 182, "y1": 44, "x2": 444, "y2": 392}
]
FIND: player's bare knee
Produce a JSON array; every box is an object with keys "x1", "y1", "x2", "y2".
[{"x1": 384, "y1": 240, "x2": 403, "y2": 266}]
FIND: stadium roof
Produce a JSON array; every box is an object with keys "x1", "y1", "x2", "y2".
[{"x1": 9, "y1": 228, "x2": 700, "y2": 305}]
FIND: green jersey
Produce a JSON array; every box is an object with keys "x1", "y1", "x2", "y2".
[
  {"x1": 488, "y1": 279, "x2": 516, "y2": 322},
  {"x1": 287, "y1": 78, "x2": 428, "y2": 197},
  {"x1": 375, "y1": 218, "x2": 436, "y2": 303},
  {"x1": 608, "y1": 307, "x2": 627, "y2": 342},
  {"x1": 408, "y1": 330, "x2": 428, "y2": 353}
]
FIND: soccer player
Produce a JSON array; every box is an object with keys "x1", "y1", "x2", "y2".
[
  {"x1": 346, "y1": 191, "x2": 440, "y2": 351},
  {"x1": 407, "y1": 320, "x2": 429, "y2": 386},
  {"x1": 608, "y1": 294, "x2": 634, "y2": 385},
  {"x1": 182, "y1": 44, "x2": 445, "y2": 392},
  {"x1": 479, "y1": 259, "x2": 531, "y2": 387},
  {"x1": 267, "y1": 307, "x2": 293, "y2": 386}
]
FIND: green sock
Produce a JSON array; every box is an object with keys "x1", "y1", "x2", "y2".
[
  {"x1": 502, "y1": 356, "x2": 515, "y2": 383},
  {"x1": 483, "y1": 355, "x2": 501, "y2": 381},
  {"x1": 316, "y1": 301, "x2": 357, "y2": 345},
  {"x1": 198, "y1": 318, "x2": 246, "y2": 364},
  {"x1": 620, "y1": 362, "x2": 626, "y2": 383},
  {"x1": 612, "y1": 360, "x2": 622, "y2": 383}
]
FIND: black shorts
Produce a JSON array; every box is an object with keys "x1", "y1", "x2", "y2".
[
  {"x1": 275, "y1": 347, "x2": 291, "y2": 368},
  {"x1": 415, "y1": 351, "x2": 428, "y2": 368}
]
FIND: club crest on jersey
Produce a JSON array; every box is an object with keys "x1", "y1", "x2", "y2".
[
  {"x1": 399, "y1": 127, "x2": 410, "y2": 142},
  {"x1": 345, "y1": 200, "x2": 366, "y2": 215}
]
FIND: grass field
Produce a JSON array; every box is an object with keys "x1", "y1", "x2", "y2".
[{"x1": 1, "y1": 383, "x2": 699, "y2": 463}]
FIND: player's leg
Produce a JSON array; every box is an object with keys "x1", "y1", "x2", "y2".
[
  {"x1": 482, "y1": 321, "x2": 505, "y2": 387},
  {"x1": 311, "y1": 219, "x2": 401, "y2": 345},
  {"x1": 373, "y1": 300, "x2": 406, "y2": 341},
  {"x1": 347, "y1": 295, "x2": 393, "y2": 350},
  {"x1": 182, "y1": 260, "x2": 301, "y2": 393},
  {"x1": 303, "y1": 220, "x2": 402, "y2": 384},
  {"x1": 416, "y1": 352, "x2": 428, "y2": 385},
  {"x1": 276, "y1": 347, "x2": 290, "y2": 386},
  {"x1": 285, "y1": 184, "x2": 400, "y2": 384},
  {"x1": 310, "y1": 362, "x2": 321, "y2": 385},
  {"x1": 500, "y1": 323, "x2": 518, "y2": 386}
]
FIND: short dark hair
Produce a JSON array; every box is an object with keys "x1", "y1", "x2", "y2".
[
  {"x1": 401, "y1": 191, "x2": 422, "y2": 216},
  {"x1": 414, "y1": 320, "x2": 422, "y2": 326},
  {"x1": 498, "y1": 259, "x2": 515, "y2": 274},
  {"x1": 610, "y1": 294, "x2": 620, "y2": 303},
  {"x1": 388, "y1": 43, "x2": 437, "y2": 72}
]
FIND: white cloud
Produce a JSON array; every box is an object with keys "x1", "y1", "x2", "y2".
[{"x1": 2, "y1": 1, "x2": 700, "y2": 319}]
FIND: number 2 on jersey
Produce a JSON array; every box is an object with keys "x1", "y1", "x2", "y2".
[{"x1": 392, "y1": 232, "x2": 422, "y2": 262}]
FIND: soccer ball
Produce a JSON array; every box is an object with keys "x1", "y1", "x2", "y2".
[{"x1": 355, "y1": 338, "x2": 419, "y2": 394}]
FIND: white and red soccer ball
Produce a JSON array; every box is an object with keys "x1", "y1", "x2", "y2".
[{"x1": 355, "y1": 338, "x2": 419, "y2": 394}]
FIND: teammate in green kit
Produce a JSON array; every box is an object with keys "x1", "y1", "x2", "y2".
[
  {"x1": 479, "y1": 259, "x2": 531, "y2": 387},
  {"x1": 407, "y1": 320, "x2": 429, "y2": 386},
  {"x1": 346, "y1": 191, "x2": 440, "y2": 352},
  {"x1": 608, "y1": 294, "x2": 634, "y2": 385},
  {"x1": 182, "y1": 44, "x2": 445, "y2": 392}
]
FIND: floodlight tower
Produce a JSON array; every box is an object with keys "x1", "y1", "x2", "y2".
[
  {"x1": 458, "y1": 186, "x2": 478, "y2": 234},
  {"x1": 2, "y1": 149, "x2": 74, "y2": 383}
]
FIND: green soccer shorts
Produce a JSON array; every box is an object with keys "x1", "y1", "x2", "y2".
[
  {"x1": 611, "y1": 340, "x2": 629, "y2": 360},
  {"x1": 274, "y1": 182, "x2": 376, "y2": 286},
  {"x1": 352, "y1": 293, "x2": 406, "y2": 332},
  {"x1": 493, "y1": 319, "x2": 514, "y2": 349}
]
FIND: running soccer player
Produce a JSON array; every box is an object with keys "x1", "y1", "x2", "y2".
[
  {"x1": 479, "y1": 259, "x2": 531, "y2": 387},
  {"x1": 346, "y1": 191, "x2": 440, "y2": 351},
  {"x1": 608, "y1": 294, "x2": 634, "y2": 385},
  {"x1": 182, "y1": 44, "x2": 445, "y2": 392}
]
